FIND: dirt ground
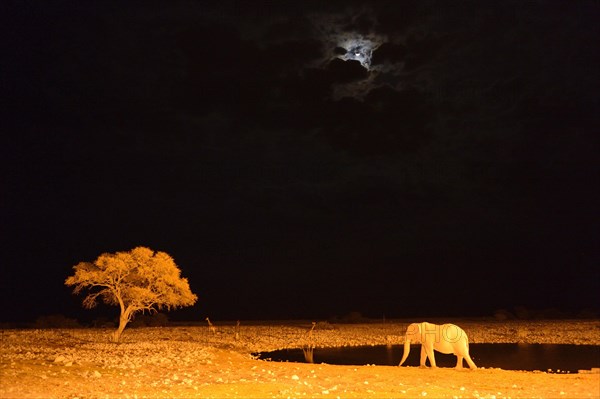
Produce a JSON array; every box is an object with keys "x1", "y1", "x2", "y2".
[{"x1": 1, "y1": 319, "x2": 599, "y2": 398}]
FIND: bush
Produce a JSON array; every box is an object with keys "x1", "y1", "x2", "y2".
[
  {"x1": 535, "y1": 308, "x2": 568, "y2": 319},
  {"x1": 315, "y1": 321, "x2": 337, "y2": 330},
  {"x1": 577, "y1": 308, "x2": 598, "y2": 319},
  {"x1": 91, "y1": 316, "x2": 116, "y2": 328},
  {"x1": 130, "y1": 313, "x2": 169, "y2": 327},
  {"x1": 513, "y1": 306, "x2": 531, "y2": 320},
  {"x1": 147, "y1": 313, "x2": 169, "y2": 326},
  {"x1": 493, "y1": 309, "x2": 515, "y2": 321},
  {"x1": 34, "y1": 314, "x2": 81, "y2": 328},
  {"x1": 340, "y1": 311, "x2": 365, "y2": 323}
]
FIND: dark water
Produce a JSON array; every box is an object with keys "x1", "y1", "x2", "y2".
[{"x1": 258, "y1": 344, "x2": 600, "y2": 373}]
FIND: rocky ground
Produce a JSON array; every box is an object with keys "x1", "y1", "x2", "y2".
[{"x1": 1, "y1": 319, "x2": 599, "y2": 398}]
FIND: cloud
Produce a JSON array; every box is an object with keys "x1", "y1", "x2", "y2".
[{"x1": 305, "y1": 6, "x2": 387, "y2": 98}]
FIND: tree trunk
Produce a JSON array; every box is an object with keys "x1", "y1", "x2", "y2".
[{"x1": 111, "y1": 313, "x2": 129, "y2": 342}]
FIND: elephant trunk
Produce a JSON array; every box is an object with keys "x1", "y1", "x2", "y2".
[{"x1": 399, "y1": 339, "x2": 411, "y2": 366}]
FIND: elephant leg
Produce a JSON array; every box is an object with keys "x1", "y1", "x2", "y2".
[
  {"x1": 455, "y1": 355, "x2": 463, "y2": 370},
  {"x1": 419, "y1": 345, "x2": 428, "y2": 368},
  {"x1": 465, "y1": 353, "x2": 477, "y2": 370},
  {"x1": 424, "y1": 343, "x2": 437, "y2": 368}
]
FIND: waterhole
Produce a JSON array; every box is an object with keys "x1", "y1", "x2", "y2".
[{"x1": 257, "y1": 344, "x2": 600, "y2": 373}]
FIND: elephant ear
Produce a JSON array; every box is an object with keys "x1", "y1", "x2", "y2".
[
  {"x1": 406, "y1": 323, "x2": 421, "y2": 342},
  {"x1": 407, "y1": 323, "x2": 420, "y2": 334}
]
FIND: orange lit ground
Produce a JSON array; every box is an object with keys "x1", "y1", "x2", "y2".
[{"x1": 2, "y1": 320, "x2": 599, "y2": 398}]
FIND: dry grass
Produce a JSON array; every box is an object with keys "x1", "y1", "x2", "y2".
[{"x1": 1, "y1": 319, "x2": 599, "y2": 398}]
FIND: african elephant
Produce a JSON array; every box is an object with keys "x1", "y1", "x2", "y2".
[{"x1": 398, "y1": 322, "x2": 477, "y2": 370}]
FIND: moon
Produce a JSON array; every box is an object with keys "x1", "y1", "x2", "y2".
[{"x1": 337, "y1": 37, "x2": 377, "y2": 69}]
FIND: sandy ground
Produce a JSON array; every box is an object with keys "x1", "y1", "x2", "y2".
[{"x1": 1, "y1": 319, "x2": 599, "y2": 398}]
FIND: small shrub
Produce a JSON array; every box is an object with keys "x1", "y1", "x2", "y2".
[
  {"x1": 493, "y1": 309, "x2": 515, "y2": 321},
  {"x1": 315, "y1": 321, "x2": 337, "y2": 330},
  {"x1": 535, "y1": 308, "x2": 567, "y2": 319},
  {"x1": 91, "y1": 316, "x2": 116, "y2": 328},
  {"x1": 341, "y1": 311, "x2": 365, "y2": 323},
  {"x1": 517, "y1": 327, "x2": 529, "y2": 341},
  {"x1": 130, "y1": 313, "x2": 169, "y2": 327},
  {"x1": 147, "y1": 313, "x2": 169, "y2": 326},
  {"x1": 577, "y1": 308, "x2": 598, "y2": 319},
  {"x1": 514, "y1": 306, "x2": 531, "y2": 320},
  {"x1": 34, "y1": 314, "x2": 81, "y2": 329}
]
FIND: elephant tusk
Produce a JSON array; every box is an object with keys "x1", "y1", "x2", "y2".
[{"x1": 399, "y1": 339, "x2": 411, "y2": 366}]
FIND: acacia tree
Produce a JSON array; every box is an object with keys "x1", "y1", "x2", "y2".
[{"x1": 65, "y1": 246, "x2": 197, "y2": 342}]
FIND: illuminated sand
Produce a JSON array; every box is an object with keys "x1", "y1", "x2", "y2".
[{"x1": 1, "y1": 320, "x2": 599, "y2": 398}]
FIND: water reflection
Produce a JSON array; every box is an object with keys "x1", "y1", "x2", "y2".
[
  {"x1": 303, "y1": 346, "x2": 314, "y2": 363},
  {"x1": 259, "y1": 344, "x2": 600, "y2": 373},
  {"x1": 386, "y1": 344, "x2": 394, "y2": 365}
]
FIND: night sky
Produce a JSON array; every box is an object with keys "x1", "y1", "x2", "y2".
[{"x1": 2, "y1": 1, "x2": 599, "y2": 324}]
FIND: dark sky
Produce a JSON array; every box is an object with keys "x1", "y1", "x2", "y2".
[{"x1": 2, "y1": 1, "x2": 599, "y2": 323}]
